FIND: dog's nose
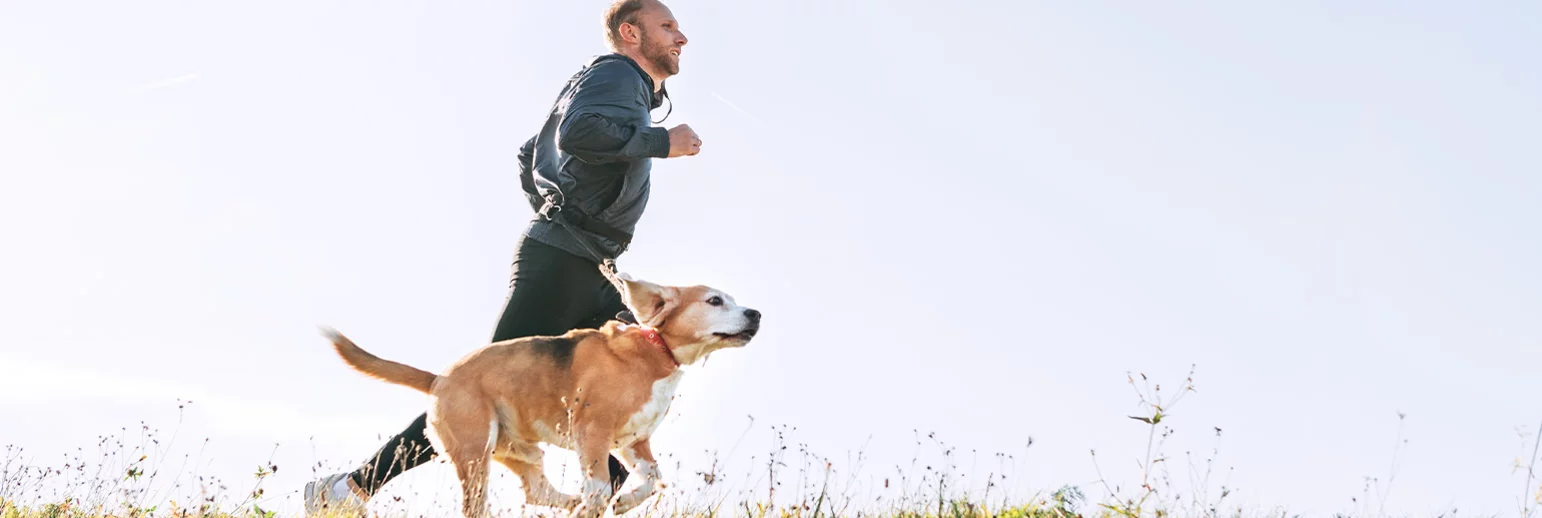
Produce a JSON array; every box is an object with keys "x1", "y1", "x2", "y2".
[{"x1": 744, "y1": 308, "x2": 761, "y2": 323}]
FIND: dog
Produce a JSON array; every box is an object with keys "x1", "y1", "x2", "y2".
[{"x1": 321, "y1": 273, "x2": 760, "y2": 518}]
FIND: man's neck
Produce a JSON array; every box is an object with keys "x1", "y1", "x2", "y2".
[{"x1": 618, "y1": 51, "x2": 666, "y2": 92}]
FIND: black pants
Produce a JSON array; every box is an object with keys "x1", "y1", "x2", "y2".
[{"x1": 347, "y1": 235, "x2": 631, "y2": 495}]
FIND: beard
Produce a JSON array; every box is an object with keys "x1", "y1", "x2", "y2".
[{"x1": 638, "y1": 31, "x2": 679, "y2": 76}]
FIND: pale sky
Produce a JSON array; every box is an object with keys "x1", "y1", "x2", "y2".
[{"x1": 2, "y1": 1, "x2": 1539, "y2": 516}]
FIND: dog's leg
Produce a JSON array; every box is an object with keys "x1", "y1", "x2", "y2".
[
  {"x1": 568, "y1": 425, "x2": 617, "y2": 518},
  {"x1": 492, "y1": 441, "x2": 578, "y2": 509},
  {"x1": 610, "y1": 439, "x2": 664, "y2": 515},
  {"x1": 432, "y1": 399, "x2": 496, "y2": 518}
]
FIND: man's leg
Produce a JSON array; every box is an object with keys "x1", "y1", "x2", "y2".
[
  {"x1": 487, "y1": 236, "x2": 636, "y2": 493},
  {"x1": 488, "y1": 236, "x2": 618, "y2": 343},
  {"x1": 305, "y1": 389, "x2": 437, "y2": 512},
  {"x1": 568, "y1": 276, "x2": 634, "y2": 493},
  {"x1": 349, "y1": 413, "x2": 436, "y2": 495}
]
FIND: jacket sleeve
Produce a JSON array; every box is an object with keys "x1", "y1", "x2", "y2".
[
  {"x1": 516, "y1": 134, "x2": 544, "y2": 212},
  {"x1": 556, "y1": 61, "x2": 671, "y2": 164},
  {"x1": 517, "y1": 134, "x2": 537, "y2": 172}
]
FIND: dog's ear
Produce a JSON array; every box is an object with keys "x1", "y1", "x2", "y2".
[{"x1": 619, "y1": 275, "x2": 678, "y2": 328}]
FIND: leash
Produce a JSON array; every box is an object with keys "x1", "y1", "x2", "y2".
[{"x1": 539, "y1": 203, "x2": 629, "y2": 297}]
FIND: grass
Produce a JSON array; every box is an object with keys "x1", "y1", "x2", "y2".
[{"x1": 3, "y1": 368, "x2": 1536, "y2": 518}]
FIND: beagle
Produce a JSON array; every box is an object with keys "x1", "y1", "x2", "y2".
[{"x1": 321, "y1": 273, "x2": 760, "y2": 517}]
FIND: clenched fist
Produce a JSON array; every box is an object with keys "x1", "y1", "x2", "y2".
[{"x1": 667, "y1": 124, "x2": 702, "y2": 158}]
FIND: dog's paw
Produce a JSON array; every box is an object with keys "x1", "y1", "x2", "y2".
[
  {"x1": 609, "y1": 480, "x2": 664, "y2": 515},
  {"x1": 566, "y1": 503, "x2": 603, "y2": 518},
  {"x1": 611, "y1": 498, "x2": 644, "y2": 516}
]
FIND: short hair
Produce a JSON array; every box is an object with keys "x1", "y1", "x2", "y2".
[{"x1": 604, "y1": 0, "x2": 649, "y2": 51}]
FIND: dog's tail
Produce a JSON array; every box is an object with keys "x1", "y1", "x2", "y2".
[{"x1": 321, "y1": 327, "x2": 437, "y2": 394}]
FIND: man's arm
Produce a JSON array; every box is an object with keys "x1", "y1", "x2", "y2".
[
  {"x1": 516, "y1": 134, "x2": 545, "y2": 212},
  {"x1": 517, "y1": 134, "x2": 537, "y2": 171},
  {"x1": 556, "y1": 61, "x2": 671, "y2": 164}
]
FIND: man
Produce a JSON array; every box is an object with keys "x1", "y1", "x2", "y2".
[{"x1": 303, "y1": 0, "x2": 697, "y2": 513}]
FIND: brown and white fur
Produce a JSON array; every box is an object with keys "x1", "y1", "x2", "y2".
[{"x1": 321, "y1": 273, "x2": 760, "y2": 518}]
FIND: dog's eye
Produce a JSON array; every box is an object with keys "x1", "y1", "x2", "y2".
[{"x1": 707, "y1": 296, "x2": 723, "y2": 307}]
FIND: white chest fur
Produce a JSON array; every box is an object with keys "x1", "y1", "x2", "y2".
[{"x1": 616, "y1": 370, "x2": 684, "y2": 447}]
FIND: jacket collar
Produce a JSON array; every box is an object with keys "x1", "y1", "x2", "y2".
[{"x1": 596, "y1": 53, "x2": 669, "y2": 110}]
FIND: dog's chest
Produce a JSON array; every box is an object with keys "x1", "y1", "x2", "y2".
[{"x1": 616, "y1": 371, "x2": 684, "y2": 445}]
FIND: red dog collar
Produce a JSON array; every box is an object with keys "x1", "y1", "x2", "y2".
[{"x1": 638, "y1": 327, "x2": 677, "y2": 367}]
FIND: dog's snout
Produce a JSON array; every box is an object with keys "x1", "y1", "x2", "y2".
[{"x1": 744, "y1": 308, "x2": 761, "y2": 323}]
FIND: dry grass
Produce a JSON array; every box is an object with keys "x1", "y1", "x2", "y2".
[{"x1": 3, "y1": 368, "x2": 1531, "y2": 518}]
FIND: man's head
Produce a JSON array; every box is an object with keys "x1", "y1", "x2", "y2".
[{"x1": 604, "y1": 0, "x2": 687, "y2": 81}]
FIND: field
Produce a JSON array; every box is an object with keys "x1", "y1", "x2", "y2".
[{"x1": 4, "y1": 368, "x2": 1536, "y2": 518}]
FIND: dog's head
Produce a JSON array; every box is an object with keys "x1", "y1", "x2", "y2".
[{"x1": 617, "y1": 273, "x2": 760, "y2": 365}]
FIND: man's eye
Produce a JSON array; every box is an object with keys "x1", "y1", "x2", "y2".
[{"x1": 707, "y1": 296, "x2": 723, "y2": 306}]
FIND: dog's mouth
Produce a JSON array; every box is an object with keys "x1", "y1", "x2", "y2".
[{"x1": 713, "y1": 326, "x2": 758, "y2": 341}]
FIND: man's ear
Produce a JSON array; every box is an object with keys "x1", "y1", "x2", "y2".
[
  {"x1": 621, "y1": 21, "x2": 641, "y2": 46},
  {"x1": 619, "y1": 274, "x2": 677, "y2": 328}
]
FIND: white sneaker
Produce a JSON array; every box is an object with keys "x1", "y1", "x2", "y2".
[{"x1": 303, "y1": 472, "x2": 367, "y2": 515}]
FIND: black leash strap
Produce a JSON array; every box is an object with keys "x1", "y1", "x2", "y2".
[{"x1": 540, "y1": 203, "x2": 629, "y2": 296}]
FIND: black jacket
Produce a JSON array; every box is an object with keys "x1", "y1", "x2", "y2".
[{"x1": 518, "y1": 53, "x2": 670, "y2": 263}]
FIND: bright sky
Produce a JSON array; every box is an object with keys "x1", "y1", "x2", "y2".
[{"x1": 2, "y1": 1, "x2": 1539, "y2": 516}]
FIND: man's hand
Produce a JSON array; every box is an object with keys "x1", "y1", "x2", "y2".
[{"x1": 667, "y1": 124, "x2": 702, "y2": 158}]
